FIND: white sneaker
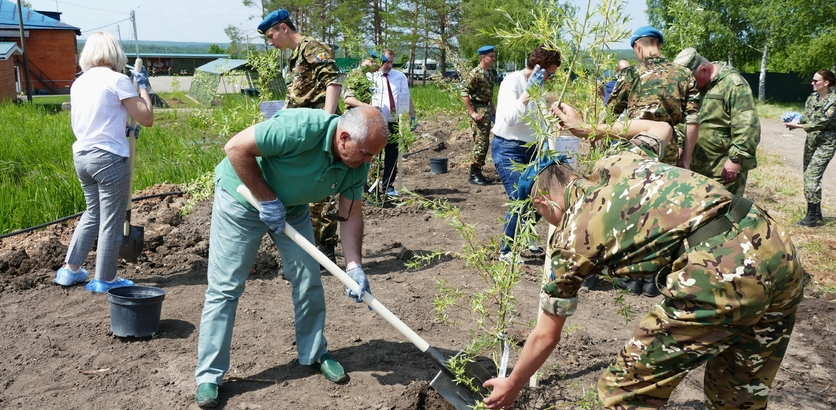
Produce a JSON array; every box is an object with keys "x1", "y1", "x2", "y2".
[{"x1": 499, "y1": 252, "x2": 523, "y2": 265}]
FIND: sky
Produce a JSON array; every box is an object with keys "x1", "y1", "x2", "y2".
[{"x1": 24, "y1": 0, "x2": 648, "y2": 48}]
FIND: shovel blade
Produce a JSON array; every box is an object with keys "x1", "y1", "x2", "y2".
[
  {"x1": 429, "y1": 355, "x2": 493, "y2": 410},
  {"x1": 119, "y1": 225, "x2": 144, "y2": 261}
]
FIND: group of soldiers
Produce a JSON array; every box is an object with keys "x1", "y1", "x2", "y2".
[{"x1": 193, "y1": 8, "x2": 784, "y2": 409}]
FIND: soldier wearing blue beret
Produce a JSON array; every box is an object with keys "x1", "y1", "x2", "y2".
[
  {"x1": 606, "y1": 25, "x2": 702, "y2": 296},
  {"x1": 483, "y1": 104, "x2": 804, "y2": 410},
  {"x1": 462, "y1": 45, "x2": 497, "y2": 185},
  {"x1": 256, "y1": 8, "x2": 345, "y2": 308}
]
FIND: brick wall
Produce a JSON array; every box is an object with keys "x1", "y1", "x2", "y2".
[
  {"x1": 10, "y1": 30, "x2": 77, "y2": 94},
  {"x1": 0, "y1": 59, "x2": 16, "y2": 101}
]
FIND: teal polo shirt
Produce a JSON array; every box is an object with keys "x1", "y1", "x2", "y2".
[{"x1": 215, "y1": 108, "x2": 370, "y2": 216}]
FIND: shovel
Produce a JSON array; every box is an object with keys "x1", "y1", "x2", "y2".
[
  {"x1": 119, "y1": 58, "x2": 145, "y2": 261},
  {"x1": 236, "y1": 185, "x2": 492, "y2": 410}
]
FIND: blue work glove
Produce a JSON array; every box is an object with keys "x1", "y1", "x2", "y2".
[
  {"x1": 346, "y1": 264, "x2": 371, "y2": 303},
  {"x1": 131, "y1": 65, "x2": 150, "y2": 90},
  {"x1": 526, "y1": 64, "x2": 545, "y2": 90},
  {"x1": 258, "y1": 198, "x2": 286, "y2": 234},
  {"x1": 410, "y1": 116, "x2": 418, "y2": 131}
]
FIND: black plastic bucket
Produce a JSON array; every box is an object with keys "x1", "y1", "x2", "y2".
[
  {"x1": 429, "y1": 157, "x2": 448, "y2": 174},
  {"x1": 107, "y1": 286, "x2": 166, "y2": 337}
]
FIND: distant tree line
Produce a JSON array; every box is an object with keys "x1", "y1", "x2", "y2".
[{"x1": 647, "y1": 0, "x2": 836, "y2": 101}]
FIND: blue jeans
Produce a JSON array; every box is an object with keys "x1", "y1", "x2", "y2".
[
  {"x1": 196, "y1": 186, "x2": 327, "y2": 386},
  {"x1": 492, "y1": 136, "x2": 537, "y2": 253}
]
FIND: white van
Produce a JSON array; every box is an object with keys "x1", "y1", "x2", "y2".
[{"x1": 400, "y1": 59, "x2": 438, "y2": 80}]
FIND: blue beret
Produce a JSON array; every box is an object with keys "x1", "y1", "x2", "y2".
[
  {"x1": 629, "y1": 25, "x2": 664, "y2": 48},
  {"x1": 514, "y1": 153, "x2": 568, "y2": 200},
  {"x1": 257, "y1": 9, "x2": 290, "y2": 34},
  {"x1": 478, "y1": 45, "x2": 495, "y2": 55},
  {"x1": 368, "y1": 51, "x2": 388, "y2": 63}
]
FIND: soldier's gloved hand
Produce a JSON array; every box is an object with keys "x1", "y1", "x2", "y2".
[
  {"x1": 526, "y1": 64, "x2": 546, "y2": 90},
  {"x1": 259, "y1": 198, "x2": 286, "y2": 234},
  {"x1": 131, "y1": 65, "x2": 150, "y2": 90},
  {"x1": 345, "y1": 263, "x2": 371, "y2": 303},
  {"x1": 410, "y1": 116, "x2": 418, "y2": 131}
]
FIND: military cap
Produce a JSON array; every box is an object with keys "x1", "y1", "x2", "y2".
[
  {"x1": 514, "y1": 153, "x2": 568, "y2": 200},
  {"x1": 257, "y1": 9, "x2": 290, "y2": 34},
  {"x1": 477, "y1": 45, "x2": 496, "y2": 55},
  {"x1": 629, "y1": 25, "x2": 664, "y2": 48},
  {"x1": 369, "y1": 51, "x2": 389, "y2": 63},
  {"x1": 674, "y1": 47, "x2": 702, "y2": 71}
]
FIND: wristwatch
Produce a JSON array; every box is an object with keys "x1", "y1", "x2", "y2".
[{"x1": 729, "y1": 155, "x2": 740, "y2": 164}]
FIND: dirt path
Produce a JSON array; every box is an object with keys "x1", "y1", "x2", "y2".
[{"x1": 758, "y1": 117, "x2": 836, "y2": 209}]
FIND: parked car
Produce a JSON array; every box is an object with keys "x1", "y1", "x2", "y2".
[
  {"x1": 494, "y1": 71, "x2": 509, "y2": 84},
  {"x1": 442, "y1": 70, "x2": 459, "y2": 80},
  {"x1": 400, "y1": 59, "x2": 438, "y2": 80}
]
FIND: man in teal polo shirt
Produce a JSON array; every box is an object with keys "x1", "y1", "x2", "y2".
[{"x1": 194, "y1": 107, "x2": 388, "y2": 408}]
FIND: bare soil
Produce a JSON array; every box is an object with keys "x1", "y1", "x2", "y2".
[{"x1": 1, "y1": 117, "x2": 834, "y2": 410}]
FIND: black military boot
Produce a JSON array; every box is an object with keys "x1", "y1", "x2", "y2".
[
  {"x1": 318, "y1": 243, "x2": 337, "y2": 271},
  {"x1": 815, "y1": 202, "x2": 824, "y2": 225},
  {"x1": 642, "y1": 274, "x2": 661, "y2": 297},
  {"x1": 468, "y1": 167, "x2": 490, "y2": 186},
  {"x1": 798, "y1": 203, "x2": 819, "y2": 227}
]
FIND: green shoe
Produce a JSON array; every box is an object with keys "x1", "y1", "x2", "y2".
[
  {"x1": 195, "y1": 382, "x2": 219, "y2": 408},
  {"x1": 312, "y1": 353, "x2": 349, "y2": 384}
]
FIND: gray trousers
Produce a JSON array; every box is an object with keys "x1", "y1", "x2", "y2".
[{"x1": 65, "y1": 148, "x2": 130, "y2": 281}]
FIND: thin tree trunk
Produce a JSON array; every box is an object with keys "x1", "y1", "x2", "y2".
[{"x1": 758, "y1": 42, "x2": 768, "y2": 102}]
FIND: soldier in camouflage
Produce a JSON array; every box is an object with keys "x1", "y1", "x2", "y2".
[
  {"x1": 461, "y1": 45, "x2": 497, "y2": 185},
  {"x1": 259, "y1": 9, "x2": 343, "y2": 261},
  {"x1": 674, "y1": 48, "x2": 760, "y2": 196},
  {"x1": 785, "y1": 69, "x2": 836, "y2": 227},
  {"x1": 608, "y1": 26, "x2": 701, "y2": 169},
  {"x1": 483, "y1": 103, "x2": 804, "y2": 410}
]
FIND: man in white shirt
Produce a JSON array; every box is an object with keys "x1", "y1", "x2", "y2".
[{"x1": 345, "y1": 49, "x2": 416, "y2": 197}]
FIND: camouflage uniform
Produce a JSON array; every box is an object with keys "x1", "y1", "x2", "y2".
[
  {"x1": 541, "y1": 135, "x2": 804, "y2": 409},
  {"x1": 799, "y1": 89, "x2": 836, "y2": 204},
  {"x1": 690, "y1": 63, "x2": 760, "y2": 196},
  {"x1": 607, "y1": 56, "x2": 701, "y2": 165},
  {"x1": 284, "y1": 36, "x2": 341, "y2": 109},
  {"x1": 285, "y1": 36, "x2": 342, "y2": 247},
  {"x1": 461, "y1": 66, "x2": 494, "y2": 169}
]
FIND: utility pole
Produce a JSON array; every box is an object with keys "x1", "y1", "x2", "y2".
[
  {"x1": 130, "y1": 10, "x2": 139, "y2": 59},
  {"x1": 16, "y1": 0, "x2": 32, "y2": 101}
]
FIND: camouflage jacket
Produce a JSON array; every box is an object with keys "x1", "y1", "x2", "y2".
[
  {"x1": 284, "y1": 36, "x2": 341, "y2": 109},
  {"x1": 801, "y1": 89, "x2": 836, "y2": 139},
  {"x1": 461, "y1": 66, "x2": 494, "y2": 110},
  {"x1": 607, "y1": 55, "x2": 700, "y2": 127},
  {"x1": 691, "y1": 63, "x2": 760, "y2": 177},
  {"x1": 545, "y1": 134, "x2": 733, "y2": 313}
]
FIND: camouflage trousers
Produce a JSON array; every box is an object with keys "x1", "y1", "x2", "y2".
[
  {"x1": 802, "y1": 131, "x2": 836, "y2": 203},
  {"x1": 598, "y1": 205, "x2": 804, "y2": 410},
  {"x1": 310, "y1": 196, "x2": 339, "y2": 247},
  {"x1": 469, "y1": 113, "x2": 492, "y2": 169}
]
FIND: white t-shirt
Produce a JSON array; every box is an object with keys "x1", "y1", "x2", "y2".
[
  {"x1": 70, "y1": 66, "x2": 138, "y2": 157},
  {"x1": 369, "y1": 69, "x2": 411, "y2": 122},
  {"x1": 491, "y1": 70, "x2": 547, "y2": 143}
]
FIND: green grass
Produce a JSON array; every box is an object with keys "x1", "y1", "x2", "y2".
[
  {"x1": 0, "y1": 96, "x2": 263, "y2": 234},
  {"x1": 756, "y1": 102, "x2": 804, "y2": 121},
  {"x1": 31, "y1": 95, "x2": 70, "y2": 104}
]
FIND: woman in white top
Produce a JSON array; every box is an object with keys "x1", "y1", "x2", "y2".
[
  {"x1": 491, "y1": 45, "x2": 561, "y2": 260},
  {"x1": 53, "y1": 32, "x2": 154, "y2": 293}
]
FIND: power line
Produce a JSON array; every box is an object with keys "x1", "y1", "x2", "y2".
[
  {"x1": 55, "y1": 0, "x2": 124, "y2": 14},
  {"x1": 81, "y1": 17, "x2": 131, "y2": 34}
]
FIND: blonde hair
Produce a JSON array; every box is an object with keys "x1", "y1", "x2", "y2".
[{"x1": 79, "y1": 32, "x2": 127, "y2": 72}]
